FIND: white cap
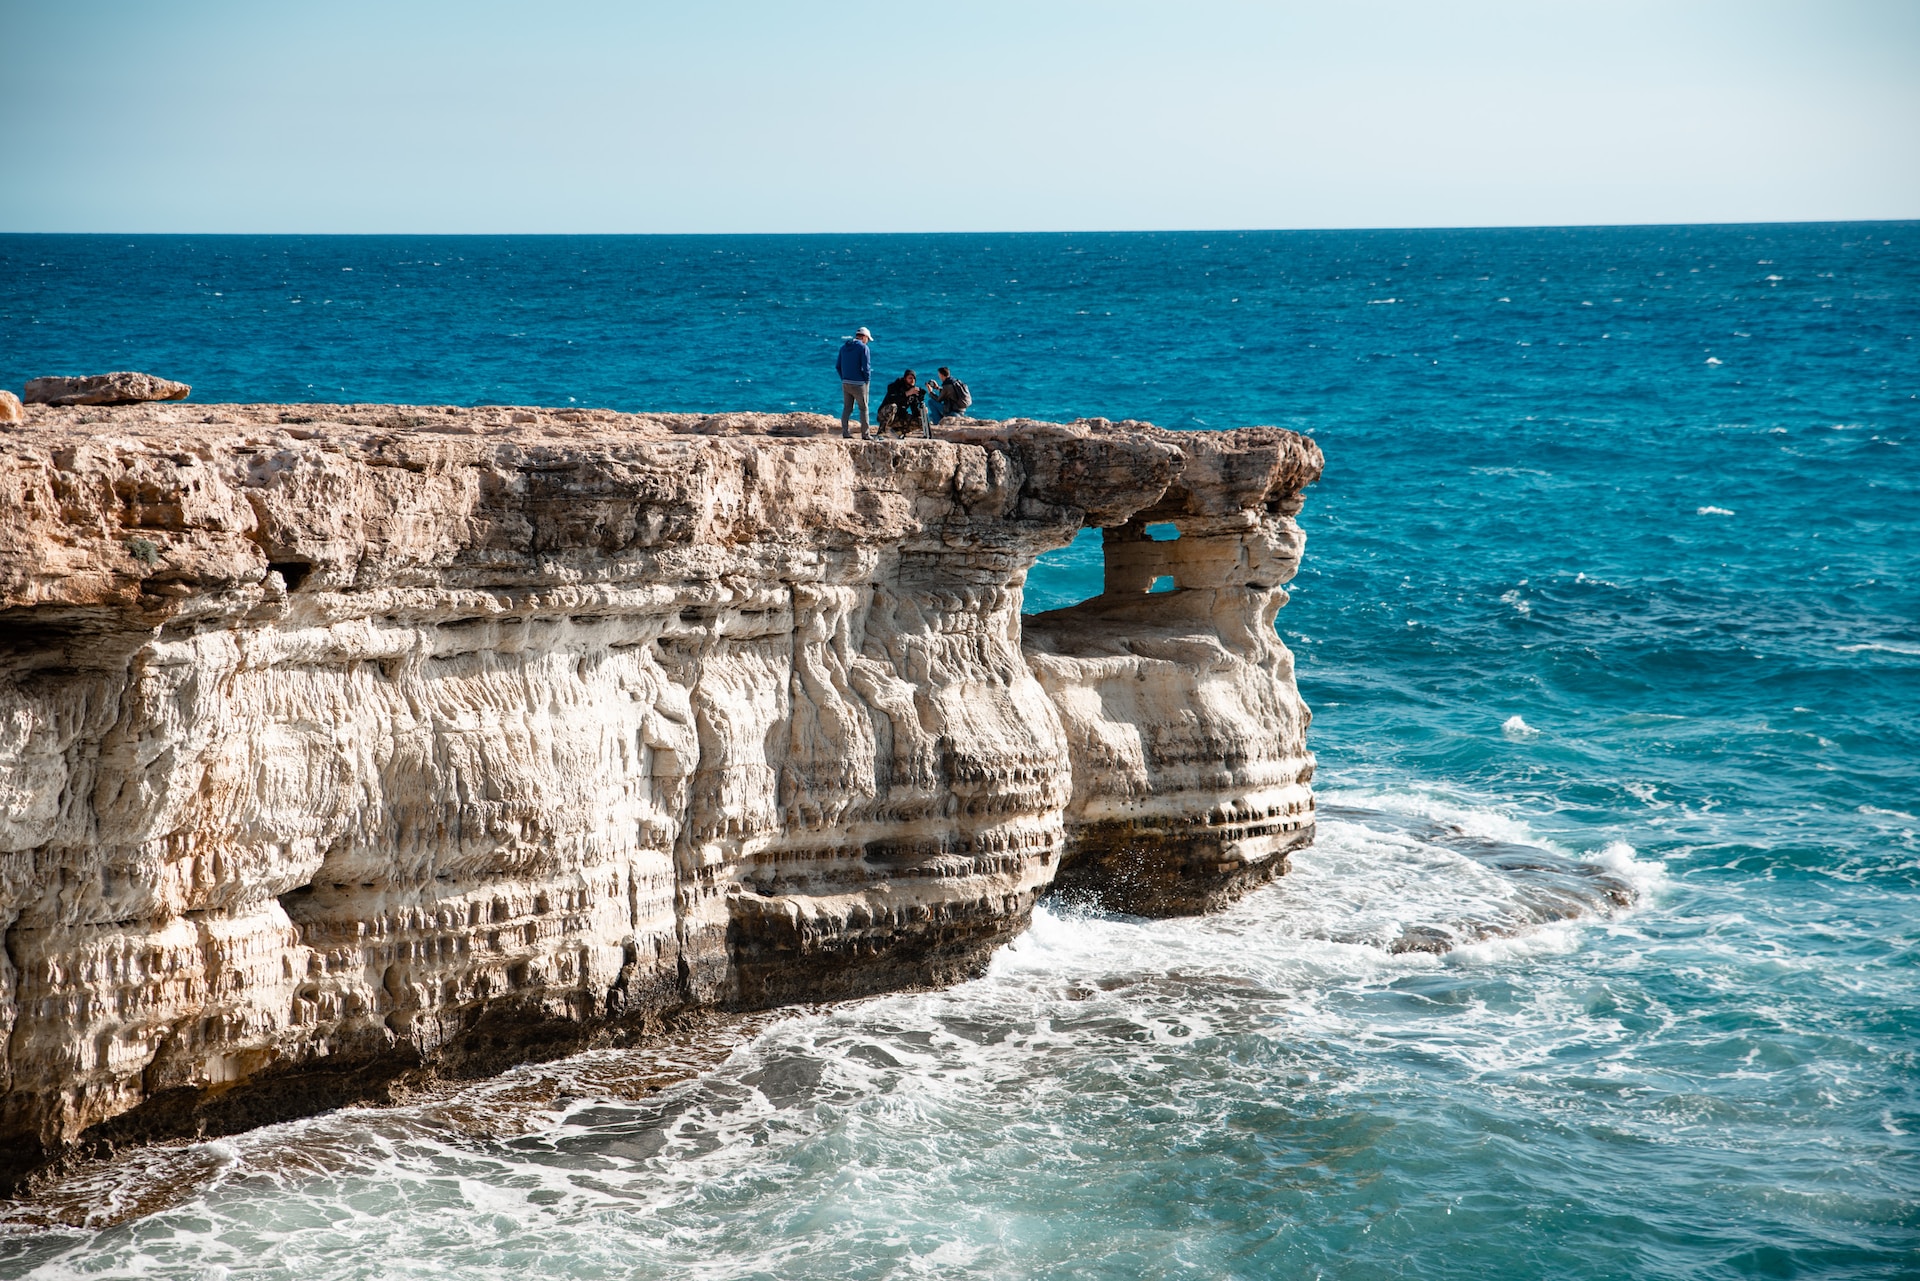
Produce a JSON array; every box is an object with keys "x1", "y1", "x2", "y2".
[{"x1": 855, "y1": 327, "x2": 872, "y2": 340}]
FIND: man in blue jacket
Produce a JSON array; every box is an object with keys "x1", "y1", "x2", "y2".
[{"x1": 836, "y1": 327, "x2": 873, "y2": 439}]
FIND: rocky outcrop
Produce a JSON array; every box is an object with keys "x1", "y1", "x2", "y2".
[
  {"x1": 22, "y1": 372, "x2": 192, "y2": 407},
  {"x1": 1023, "y1": 428, "x2": 1317, "y2": 916},
  {"x1": 0, "y1": 403, "x2": 1320, "y2": 1188},
  {"x1": 0, "y1": 392, "x2": 22, "y2": 425}
]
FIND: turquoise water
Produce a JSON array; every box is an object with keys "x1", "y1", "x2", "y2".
[{"x1": 2, "y1": 226, "x2": 1916, "y2": 1278}]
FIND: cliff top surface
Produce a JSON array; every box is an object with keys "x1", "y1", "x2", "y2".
[
  {"x1": 0, "y1": 404, "x2": 1322, "y2": 619},
  {"x1": 1, "y1": 401, "x2": 1321, "y2": 464}
]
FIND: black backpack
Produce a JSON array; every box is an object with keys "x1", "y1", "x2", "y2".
[{"x1": 945, "y1": 378, "x2": 971, "y2": 412}]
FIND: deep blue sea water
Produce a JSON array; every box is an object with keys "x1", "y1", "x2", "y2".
[{"x1": 2, "y1": 225, "x2": 1917, "y2": 1279}]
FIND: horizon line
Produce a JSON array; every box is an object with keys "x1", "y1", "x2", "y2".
[{"x1": 4, "y1": 217, "x2": 1917, "y2": 239}]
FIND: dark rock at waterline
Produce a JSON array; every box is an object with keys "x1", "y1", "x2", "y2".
[
  {"x1": 23, "y1": 372, "x2": 191, "y2": 406},
  {"x1": 1388, "y1": 925, "x2": 1457, "y2": 955},
  {"x1": 1046, "y1": 816, "x2": 1310, "y2": 918},
  {"x1": 1317, "y1": 802, "x2": 1641, "y2": 958}
]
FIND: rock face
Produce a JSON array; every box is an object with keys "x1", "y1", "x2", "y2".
[
  {"x1": 1025, "y1": 429, "x2": 1317, "y2": 916},
  {"x1": 22, "y1": 372, "x2": 192, "y2": 407},
  {"x1": 0, "y1": 403, "x2": 1320, "y2": 1187},
  {"x1": 0, "y1": 392, "x2": 22, "y2": 425}
]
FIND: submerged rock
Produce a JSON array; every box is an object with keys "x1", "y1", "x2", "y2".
[
  {"x1": 0, "y1": 402, "x2": 1321, "y2": 1187},
  {"x1": 22, "y1": 371, "x2": 191, "y2": 406}
]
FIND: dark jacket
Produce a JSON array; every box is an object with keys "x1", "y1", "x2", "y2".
[
  {"x1": 836, "y1": 339, "x2": 872, "y2": 384},
  {"x1": 878, "y1": 376, "x2": 923, "y2": 423}
]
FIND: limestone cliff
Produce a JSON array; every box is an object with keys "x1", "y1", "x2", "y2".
[{"x1": 0, "y1": 403, "x2": 1321, "y2": 1187}]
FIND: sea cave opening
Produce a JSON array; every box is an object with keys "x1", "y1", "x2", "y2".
[
  {"x1": 1022, "y1": 517, "x2": 1188, "y2": 615},
  {"x1": 1023, "y1": 526, "x2": 1105, "y2": 614}
]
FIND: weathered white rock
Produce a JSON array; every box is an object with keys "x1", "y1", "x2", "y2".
[
  {"x1": 0, "y1": 402, "x2": 1321, "y2": 1186},
  {"x1": 1022, "y1": 428, "x2": 1318, "y2": 915},
  {"x1": 22, "y1": 372, "x2": 191, "y2": 406}
]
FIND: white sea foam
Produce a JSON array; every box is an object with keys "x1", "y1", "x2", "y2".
[
  {"x1": 1320, "y1": 786, "x2": 1544, "y2": 848},
  {"x1": 1588, "y1": 839, "x2": 1669, "y2": 897},
  {"x1": 1837, "y1": 641, "x2": 1920, "y2": 656},
  {"x1": 1502, "y1": 714, "x2": 1538, "y2": 738},
  {"x1": 1324, "y1": 787, "x2": 1667, "y2": 897},
  {"x1": 1697, "y1": 505, "x2": 1736, "y2": 516},
  {"x1": 1446, "y1": 916, "x2": 1588, "y2": 966}
]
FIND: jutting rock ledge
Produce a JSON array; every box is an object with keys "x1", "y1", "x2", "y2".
[{"x1": 0, "y1": 403, "x2": 1322, "y2": 1187}]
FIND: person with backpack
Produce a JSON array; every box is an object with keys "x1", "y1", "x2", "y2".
[
  {"x1": 836, "y1": 327, "x2": 874, "y2": 439},
  {"x1": 926, "y1": 367, "x2": 971, "y2": 425}
]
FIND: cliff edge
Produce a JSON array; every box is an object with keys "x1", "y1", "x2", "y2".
[{"x1": 0, "y1": 404, "x2": 1321, "y2": 1187}]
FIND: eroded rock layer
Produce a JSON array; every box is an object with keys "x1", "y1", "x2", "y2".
[{"x1": 0, "y1": 403, "x2": 1321, "y2": 1185}]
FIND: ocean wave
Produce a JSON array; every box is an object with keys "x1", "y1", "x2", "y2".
[{"x1": 1319, "y1": 786, "x2": 1555, "y2": 849}]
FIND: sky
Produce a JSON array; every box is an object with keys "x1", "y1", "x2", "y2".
[{"x1": 1, "y1": 0, "x2": 1915, "y2": 233}]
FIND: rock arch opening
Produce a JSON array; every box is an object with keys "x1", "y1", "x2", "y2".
[
  {"x1": 1021, "y1": 517, "x2": 1194, "y2": 614},
  {"x1": 1022, "y1": 525, "x2": 1105, "y2": 614}
]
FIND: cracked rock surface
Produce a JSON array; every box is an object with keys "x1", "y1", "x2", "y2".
[{"x1": 0, "y1": 402, "x2": 1321, "y2": 1186}]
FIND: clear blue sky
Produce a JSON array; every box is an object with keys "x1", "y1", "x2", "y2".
[{"x1": 2, "y1": 0, "x2": 1915, "y2": 233}]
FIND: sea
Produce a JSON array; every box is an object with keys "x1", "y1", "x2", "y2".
[{"x1": 1, "y1": 224, "x2": 1916, "y2": 1279}]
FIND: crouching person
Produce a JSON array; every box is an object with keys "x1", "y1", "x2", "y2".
[
  {"x1": 877, "y1": 369, "x2": 929, "y2": 437},
  {"x1": 926, "y1": 367, "x2": 970, "y2": 425}
]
